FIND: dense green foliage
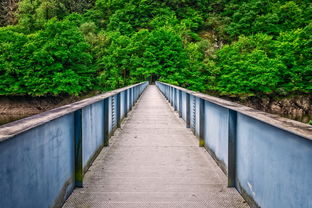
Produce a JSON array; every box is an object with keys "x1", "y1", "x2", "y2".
[
  {"x1": 215, "y1": 26, "x2": 312, "y2": 97},
  {"x1": 0, "y1": 18, "x2": 95, "y2": 95},
  {"x1": 0, "y1": 0, "x2": 311, "y2": 97}
]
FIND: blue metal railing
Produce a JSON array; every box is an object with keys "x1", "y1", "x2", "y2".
[
  {"x1": 0, "y1": 81, "x2": 148, "y2": 208},
  {"x1": 156, "y1": 81, "x2": 312, "y2": 208}
]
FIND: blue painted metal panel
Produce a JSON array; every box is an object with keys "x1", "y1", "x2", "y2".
[
  {"x1": 82, "y1": 102, "x2": 104, "y2": 168},
  {"x1": 204, "y1": 102, "x2": 229, "y2": 168},
  {"x1": 236, "y1": 113, "x2": 312, "y2": 208},
  {"x1": 0, "y1": 114, "x2": 75, "y2": 208}
]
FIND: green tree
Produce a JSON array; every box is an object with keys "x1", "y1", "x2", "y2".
[
  {"x1": 215, "y1": 34, "x2": 283, "y2": 97},
  {"x1": 0, "y1": 18, "x2": 95, "y2": 96},
  {"x1": 0, "y1": 27, "x2": 30, "y2": 95}
]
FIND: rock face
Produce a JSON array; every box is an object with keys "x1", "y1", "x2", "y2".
[
  {"x1": 238, "y1": 95, "x2": 312, "y2": 123},
  {"x1": 0, "y1": 0, "x2": 19, "y2": 26},
  {"x1": 0, "y1": 95, "x2": 82, "y2": 125},
  {"x1": 0, "y1": 96, "x2": 62, "y2": 116}
]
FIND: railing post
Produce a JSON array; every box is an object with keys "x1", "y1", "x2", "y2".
[
  {"x1": 129, "y1": 88, "x2": 133, "y2": 111},
  {"x1": 179, "y1": 90, "x2": 182, "y2": 118},
  {"x1": 124, "y1": 90, "x2": 128, "y2": 117},
  {"x1": 132, "y1": 88, "x2": 134, "y2": 106},
  {"x1": 169, "y1": 87, "x2": 171, "y2": 102},
  {"x1": 74, "y1": 109, "x2": 83, "y2": 188},
  {"x1": 103, "y1": 98, "x2": 109, "y2": 146},
  {"x1": 134, "y1": 87, "x2": 136, "y2": 103},
  {"x1": 168, "y1": 86, "x2": 170, "y2": 101},
  {"x1": 186, "y1": 93, "x2": 190, "y2": 128},
  {"x1": 117, "y1": 93, "x2": 121, "y2": 128},
  {"x1": 134, "y1": 87, "x2": 137, "y2": 103},
  {"x1": 199, "y1": 98, "x2": 205, "y2": 147},
  {"x1": 168, "y1": 86, "x2": 170, "y2": 102},
  {"x1": 169, "y1": 87, "x2": 171, "y2": 103},
  {"x1": 228, "y1": 110, "x2": 237, "y2": 187},
  {"x1": 172, "y1": 88, "x2": 174, "y2": 107},
  {"x1": 171, "y1": 87, "x2": 174, "y2": 107},
  {"x1": 191, "y1": 95, "x2": 195, "y2": 134},
  {"x1": 174, "y1": 88, "x2": 177, "y2": 111}
]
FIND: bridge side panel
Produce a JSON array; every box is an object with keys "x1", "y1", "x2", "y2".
[
  {"x1": 236, "y1": 113, "x2": 312, "y2": 208},
  {"x1": 0, "y1": 114, "x2": 75, "y2": 208},
  {"x1": 82, "y1": 102, "x2": 105, "y2": 170},
  {"x1": 204, "y1": 102, "x2": 229, "y2": 173}
]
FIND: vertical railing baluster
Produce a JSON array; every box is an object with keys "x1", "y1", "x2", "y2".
[
  {"x1": 199, "y1": 98, "x2": 205, "y2": 147},
  {"x1": 179, "y1": 90, "x2": 182, "y2": 118},
  {"x1": 124, "y1": 90, "x2": 128, "y2": 118},
  {"x1": 170, "y1": 87, "x2": 172, "y2": 105},
  {"x1": 135, "y1": 87, "x2": 137, "y2": 103},
  {"x1": 103, "y1": 98, "x2": 109, "y2": 146},
  {"x1": 117, "y1": 93, "x2": 121, "y2": 128},
  {"x1": 228, "y1": 110, "x2": 237, "y2": 187},
  {"x1": 186, "y1": 93, "x2": 190, "y2": 128},
  {"x1": 174, "y1": 88, "x2": 177, "y2": 111},
  {"x1": 191, "y1": 95, "x2": 196, "y2": 134},
  {"x1": 171, "y1": 87, "x2": 174, "y2": 107},
  {"x1": 130, "y1": 88, "x2": 132, "y2": 107},
  {"x1": 74, "y1": 109, "x2": 83, "y2": 188},
  {"x1": 112, "y1": 96, "x2": 115, "y2": 129}
]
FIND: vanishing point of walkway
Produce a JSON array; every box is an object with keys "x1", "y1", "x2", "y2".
[{"x1": 63, "y1": 86, "x2": 249, "y2": 208}]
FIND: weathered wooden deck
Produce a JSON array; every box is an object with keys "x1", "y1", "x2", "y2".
[{"x1": 63, "y1": 86, "x2": 248, "y2": 208}]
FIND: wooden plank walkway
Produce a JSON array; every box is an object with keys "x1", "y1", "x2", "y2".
[{"x1": 63, "y1": 85, "x2": 249, "y2": 208}]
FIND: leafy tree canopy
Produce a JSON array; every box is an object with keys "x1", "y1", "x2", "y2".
[{"x1": 0, "y1": 0, "x2": 310, "y2": 98}]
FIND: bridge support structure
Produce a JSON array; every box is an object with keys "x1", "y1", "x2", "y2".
[
  {"x1": 0, "y1": 82, "x2": 148, "y2": 208},
  {"x1": 156, "y1": 81, "x2": 312, "y2": 208}
]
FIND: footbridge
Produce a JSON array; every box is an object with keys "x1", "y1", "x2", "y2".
[{"x1": 0, "y1": 82, "x2": 311, "y2": 208}]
